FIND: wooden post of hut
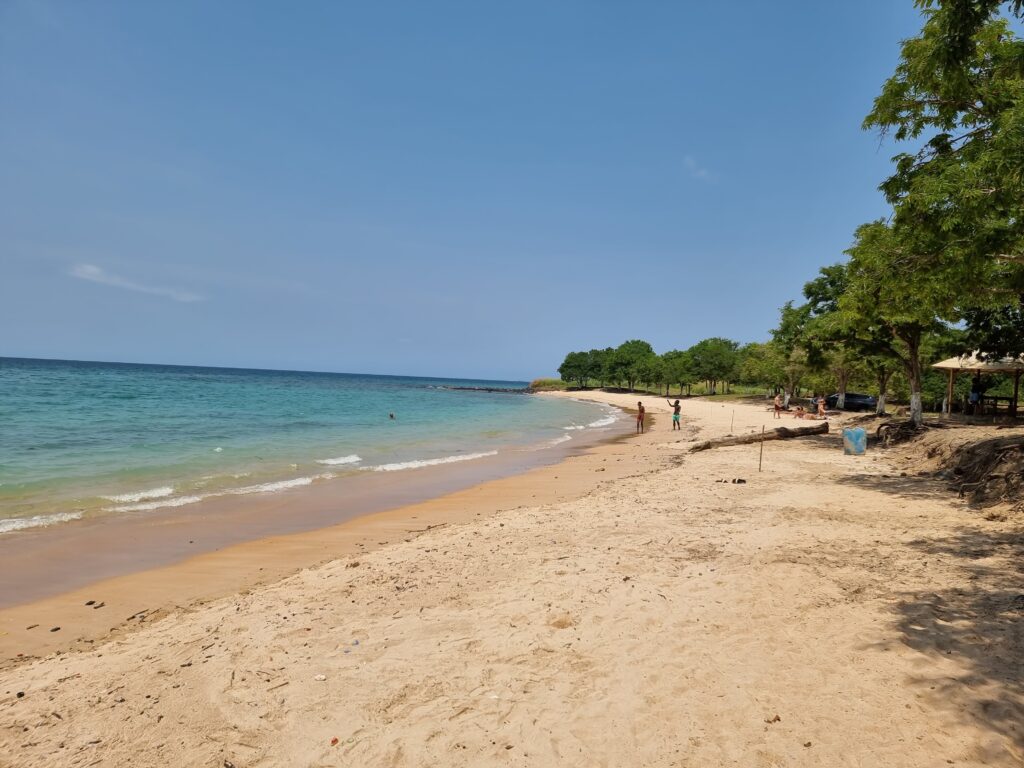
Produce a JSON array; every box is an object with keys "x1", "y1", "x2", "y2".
[
  {"x1": 945, "y1": 368, "x2": 955, "y2": 417},
  {"x1": 1013, "y1": 370, "x2": 1021, "y2": 419}
]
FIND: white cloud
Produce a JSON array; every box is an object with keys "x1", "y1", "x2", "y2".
[
  {"x1": 69, "y1": 264, "x2": 203, "y2": 303},
  {"x1": 684, "y1": 155, "x2": 714, "y2": 182}
]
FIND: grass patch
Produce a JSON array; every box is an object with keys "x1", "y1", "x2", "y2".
[{"x1": 529, "y1": 378, "x2": 569, "y2": 391}]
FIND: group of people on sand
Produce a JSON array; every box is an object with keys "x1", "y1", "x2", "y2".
[
  {"x1": 773, "y1": 394, "x2": 828, "y2": 420},
  {"x1": 634, "y1": 394, "x2": 830, "y2": 434},
  {"x1": 633, "y1": 399, "x2": 683, "y2": 434}
]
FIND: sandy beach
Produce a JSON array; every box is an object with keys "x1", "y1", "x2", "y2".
[{"x1": 1, "y1": 392, "x2": 1021, "y2": 767}]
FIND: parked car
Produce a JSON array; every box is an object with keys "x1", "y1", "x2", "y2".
[{"x1": 824, "y1": 392, "x2": 877, "y2": 411}]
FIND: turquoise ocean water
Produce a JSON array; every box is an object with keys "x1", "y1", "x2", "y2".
[{"x1": 0, "y1": 358, "x2": 618, "y2": 534}]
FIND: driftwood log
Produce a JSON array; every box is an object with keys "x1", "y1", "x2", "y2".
[{"x1": 689, "y1": 421, "x2": 829, "y2": 453}]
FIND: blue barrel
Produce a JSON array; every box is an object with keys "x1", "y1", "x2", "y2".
[{"x1": 843, "y1": 427, "x2": 867, "y2": 455}]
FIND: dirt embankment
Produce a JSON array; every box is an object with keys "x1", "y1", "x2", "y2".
[{"x1": 888, "y1": 423, "x2": 1024, "y2": 518}]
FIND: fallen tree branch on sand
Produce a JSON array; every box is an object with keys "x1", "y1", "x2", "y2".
[{"x1": 689, "y1": 422, "x2": 829, "y2": 453}]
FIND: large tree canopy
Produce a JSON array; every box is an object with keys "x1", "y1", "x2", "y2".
[
  {"x1": 913, "y1": 1, "x2": 1024, "y2": 71},
  {"x1": 865, "y1": 12, "x2": 1024, "y2": 305},
  {"x1": 841, "y1": 221, "x2": 958, "y2": 424},
  {"x1": 687, "y1": 338, "x2": 739, "y2": 394}
]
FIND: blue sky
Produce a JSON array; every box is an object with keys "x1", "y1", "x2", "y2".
[{"x1": 1, "y1": 1, "x2": 925, "y2": 380}]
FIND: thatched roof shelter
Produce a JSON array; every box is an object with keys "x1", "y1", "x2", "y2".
[
  {"x1": 932, "y1": 353, "x2": 1024, "y2": 373},
  {"x1": 932, "y1": 353, "x2": 1024, "y2": 416}
]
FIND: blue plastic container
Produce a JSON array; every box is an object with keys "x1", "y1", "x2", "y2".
[{"x1": 843, "y1": 427, "x2": 867, "y2": 455}]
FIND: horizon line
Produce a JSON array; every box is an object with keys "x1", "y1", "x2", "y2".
[{"x1": 0, "y1": 355, "x2": 531, "y2": 385}]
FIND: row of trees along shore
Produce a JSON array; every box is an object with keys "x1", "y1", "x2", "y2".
[{"x1": 560, "y1": 1, "x2": 1024, "y2": 427}]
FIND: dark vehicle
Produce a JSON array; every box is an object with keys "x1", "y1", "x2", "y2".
[{"x1": 824, "y1": 392, "x2": 877, "y2": 412}]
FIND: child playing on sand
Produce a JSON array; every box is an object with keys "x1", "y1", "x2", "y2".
[
  {"x1": 773, "y1": 394, "x2": 782, "y2": 419},
  {"x1": 793, "y1": 405, "x2": 806, "y2": 419},
  {"x1": 666, "y1": 399, "x2": 682, "y2": 430},
  {"x1": 636, "y1": 401, "x2": 645, "y2": 434}
]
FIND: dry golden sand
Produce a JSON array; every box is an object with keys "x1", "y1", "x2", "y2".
[{"x1": 1, "y1": 393, "x2": 1022, "y2": 767}]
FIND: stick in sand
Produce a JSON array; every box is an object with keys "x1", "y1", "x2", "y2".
[{"x1": 758, "y1": 425, "x2": 765, "y2": 472}]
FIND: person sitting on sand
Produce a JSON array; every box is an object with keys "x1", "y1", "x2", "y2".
[
  {"x1": 773, "y1": 394, "x2": 782, "y2": 419},
  {"x1": 817, "y1": 396, "x2": 827, "y2": 419},
  {"x1": 793, "y1": 405, "x2": 806, "y2": 419},
  {"x1": 666, "y1": 399, "x2": 682, "y2": 430},
  {"x1": 636, "y1": 401, "x2": 645, "y2": 434}
]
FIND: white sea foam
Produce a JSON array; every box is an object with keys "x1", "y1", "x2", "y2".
[
  {"x1": 315, "y1": 454, "x2": 362, "y2": 466},
  {"x1": 111, "y1": 494, "x2": 210, "y2": 512},
  {"x1": 562, "y1": 425, "x2": 585, "y2": 431},
  {"x1": 231, "y1": 476, "x2": 317, "y2": 494},
  {"x1": 587, "y1": 415, "x2": 617, "y2": 428},
  {"x1": 108, "y1": 475, "x2": 329, "y2": 513},
  {"x1": 365, "y1": 451, "x2": 498, "y2": 472},
  {"x1": 548, "y1": 434, "x2": 572, "y2": 446},
  {"x1": 100, "y1": 486, "x2": 175, "y2": 503},
  {"x1": 0, "y1": 511, "x2": 84, "y2": 535}
]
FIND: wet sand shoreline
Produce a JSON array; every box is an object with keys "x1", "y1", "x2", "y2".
[{"x1": 0, "y1": 403, "x2": 646, "y2": 664}]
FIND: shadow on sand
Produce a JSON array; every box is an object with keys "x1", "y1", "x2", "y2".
[
  {"x1": 893, "y1": 527, "x2": 1024, "y2": 752},
  {"x1": 834, "y1": 470, "x2": 954, "y2": 502}
]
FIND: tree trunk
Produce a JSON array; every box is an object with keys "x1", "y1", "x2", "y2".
[
  {"x1": 903, "y1": 335, "x2": 924, "y2": 427},
  {"x1": 836, "y1": 371, "x2": 848, "y2": 410},
  {"x1": 689, "y1": 421, "x2": 828, "y2": 453},
  {"x1": 875, "y1": 370, "x2": 890, "y2": 415}
]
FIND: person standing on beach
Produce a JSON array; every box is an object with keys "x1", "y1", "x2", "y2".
[
  {"x1": 666, "y1": 399, "x2": 682, "y2": 430},
  {"x1": 773, "y1": 394, "x2": 782, "y2": 419},
  {"x1": 636, "y1": 401, "x2": 646, "y2": 434}
]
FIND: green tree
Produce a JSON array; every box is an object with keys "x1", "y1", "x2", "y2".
[
  {"x1": 803, "y1": 263, "x2": 890, "y2": 411},
  {"x1": 557, "y1": 351, "x2": 590, "y2": 388},
  {"x1": 736, "y1": 341, "x2": 787, "y2": 393},
  {"x1": 610, "y1": 340, "x2": 655, "y2": 392},
  {"x1": 961, "y1": 304, "x2": 1024, "y2": 358},
  {"x1": 585, "y1": 348, "x2": 612, "y2": 387},
  {"x1": 910, "y1": 1, "x2": 1024, "y2": 73},
  {"x1": 865, "y1": 354, "x2": 899, "y2": 415},
  {"x1": 865, "y1": 11, "x2": 1024, "y2": 328},
  {"x1": 687, "y1": 337, "x2": 739, "y2": 395},
  {"x1": 841, "y1": 221, "x2": 956, "y2": 425},
  {"x1": 661, "y1": 349, "x2": 696, "y2": 396},
  {"x1": 770, "y1": 302, "x2": 816, "y2": 406},
  {"x1": 637, "y1": 354, "x2": 666, "y2": 394}
]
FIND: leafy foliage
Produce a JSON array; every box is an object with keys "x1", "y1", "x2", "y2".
[
  {"x1": 687, "y1": 338, "x2": 739, "y2": 394},
  {"x1": 865, "y1": 12, "x2": 1024, "y2": 314}
]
